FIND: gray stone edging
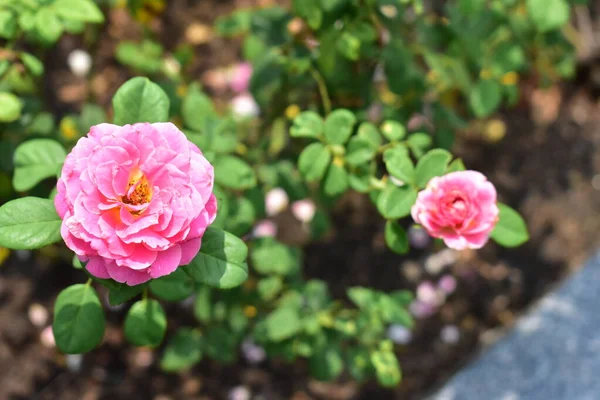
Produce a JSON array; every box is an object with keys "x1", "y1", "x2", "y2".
[{"x1": 429, "y1": 252, "x2": 600, "y2": 400}]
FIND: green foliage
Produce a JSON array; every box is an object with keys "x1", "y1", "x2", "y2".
[
  {"x1": 185, "y1": 227, "x2": 249, "y2": 289},
  {"x1": 0, "y1": 197, "x2": 62, "y2": 250},
  {"x1": 213, "y1": 155, "x2": 257, "y2": 190},
  {"x1": 149, "y1": 269, "x2": 194, "y2": 301},
  {"x1": 385, "y1": 220, "x2": 409, "y2": 255},
  {"x1": 124, "y1": 299, "x2": 167, "y2": 347},
  {"x1": 0, "y1": 0, "x2": 551, "y2": 388},
  {"x1": 161, "y1": 328, "x2": 203, "y2": 372},
  {"x1": 112, "y1": 77, "x2": 170, "y2": 125},
  {"x1": 491, "y1": 203, "x2": 530, "y2": 247},
  {"x1": 0, "y1": 92, "x2": 22, "y2": 122},
  {"x1": 53, "y1": 284, "x2": 105, "y2": 354},
  {"x1": 116, "y1": 40, "x2": 164, "y2": 74},
  {"x1": 13, "y1": 139, "x2": 66, "y2": 191}
]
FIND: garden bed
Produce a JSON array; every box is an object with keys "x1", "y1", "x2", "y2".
[{"x1": 2, "y1": 0, "x2": 600, "y2": 399}]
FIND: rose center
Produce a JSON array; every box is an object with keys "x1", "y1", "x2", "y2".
[{"x1": 122, "y1": 171, "x2": 152, "y2": 208}]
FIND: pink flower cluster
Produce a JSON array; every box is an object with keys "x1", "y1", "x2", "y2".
[
  {"x1": 411, "y1": 171, "x2": 499, "y2": 250},
  {"x1": 55, "y1": 123, "x2": 217, "y2": 285}
]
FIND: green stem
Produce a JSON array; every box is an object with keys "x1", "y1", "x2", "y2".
[
  {"x1": 310, "y1": 67, "x2": 332, "y2": 115},
  {"x1": 85, "y1": 278, "x2": 92, "y2": 287}
]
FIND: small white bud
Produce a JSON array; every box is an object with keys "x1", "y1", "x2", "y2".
[
  {"x1": 265, "y1": 187, "x2": 289, "y2": 216},
  {"x1": 231, "y1": 93, "x2": 259, "y2": 118},
  {"x1": 67, "y1": 49, "x2": 92, "y2": 77},
  {"x1": 228, "y1": 386, "x2": 251, "y2": 400},
  {"x1": 291, "y1": 199, "x2": 316, "y2": 223},
  {"x1": 252, "y1": 220, "x2": 277, "y2": 238},
  {"x1": 28, "y1": 303, "x2": 48, "y2": 328},
  {"x1": 40, "y1": 326, "x2": 55, "y2": 348}
]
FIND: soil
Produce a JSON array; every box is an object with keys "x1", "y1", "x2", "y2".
[{"x1": 3, "y1": 1, "x2": 600, "y2": 399}]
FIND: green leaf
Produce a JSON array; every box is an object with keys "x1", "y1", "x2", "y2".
[
  {"x1": 251, "y1": 238, "x2": 300, "y2": 276},
  {"x1": 224, "y1": 196, "x2": 256, "y2": 237},
  {"x1": 108, "y1": 284, "x2": 144, "y2": 306},
  {"x1": 378, "y1": 294, "x2": 413, "y2": 327},
  {"x1": 53, "y1": 284, "x2": 105, "y2": 354},
  {"x1": 185, "y1": 227, "x2": 249, "y2": 289},
  {"x1": 491, "y1": 203, "x2": 529, "y2": 247},
  {"x1": 310, "y1": 344, "x2": 344, "y2": 381},
  {"x1": 383, "y1": 146, "x2": 415, "y2": 184},
  {"x1": 161, "y1": 328, "x2": 203, "y2": 372},
  {"x1": 470, "y1": 79, "x2": 502, "y2": 118},
  {"x1": 181, "y1": 84, "x2": 216, "y2": 131},
  {"x1": 149, "y1": 269, "x2": 194, "y2": 301},
  {"x1": 35, "y1": 8, "x2": 63, "y2": 43},
  {"x1": 124, "y1": 299, "x2": 167, "y2": 347},
  {"x1": 193, "y1": 286, "x2": 212, "y2": 322},
  {"x1": 371, "y1": 346, "x2": 402, "y2": 387},
  {"x1": 347, "y1": 347, "x2": 374, "y2": 382},
  {"x1": 348, "y1": 163, "x2": 373, "y2": 193},
  {"x1": 406, "y1": 132, "x2": 432, "y2": 158},
  {"x1": 20, "y1": 53, "x2": 44, "y2": 76},
  {"x1": 269, "y1": 117, "x2": 287, "y2": 156},
  {"x1": 112, "y1": 77, "x2": 170, "y2": 125},
  {"x1": 28, "y1": 112, "x2": 55, "y2": 136},
  {"x1": 337, "y1": 32, "x2": 361, "y2": 61},
  {"x1": 345, "y1": 137, "x2": 376, "y2": 166},
  {"x1": 258, "y1": 276, "x2": 283, "y2": 301},
  {"x1": 385, "y1": 220, "x2": 408, "y2": 254},
  {"x1": 0, "y1": 92, "x2": 22, "y2": 123},
  {"x1": 79, "y1": 104, "x2": 107, "y2": 133},
  {"x1": 527, "y1": 0, "x2": 569, "y2": 32},
  {"x1": 357, "y1": 122, "x2": 382, "y2": 148},
  {"x1": 213, "y1": 155, "x2": 257, "y2": 190},
  {"x1": 376, "y1": 184, "x2": 417, "y2": 219},
  {"x1": 0, "y1": 197, "x2": 62, "y2": 250},
  {"x1": 414, "y1": 149, "x2": 452, "y2": 188},
  {"x1": 72, "y1": 254, "x2": 83, "y2": 269},
  {"x1": 18, "y1": 12, "x2": 36, "y2": 31},
  {"x1": 347, "y1": 287, "x2": 376, "y2": 309},
  {"x1": 447, "y1": 158, "x2": 466, "y2": 173},
  {"x1": 298, "y1": 142, "x2": 331, "y2": 182},
  {"x1": 115, "y1": 40, "x2": 164, "y2": 74},
  {"x1": 215, "y1": 9, "x2": 252, "y2": 37},
  {"x1": 13, "y1": 139, "x2": 66, "y2": 192},
  {"x1": 204, "y1": 326, "x2": 238, "y2": 363},
  {"x1": 293, "y1": 0, "x2": 323, "y2": 29},
  {"x1": 380, "y1": 120, "x2": 406, "y2": 141},
  {"x1": 265, "y1": 307, "x2": 301, "y2": 341},
  {"x1": 0, "y1": 10, "x2": 17, "y2": 39},
  {"x1": 53, "y1": 0, "x2": 105, "y2": 23},
  {"x1": 290, "y1": 111, "x2": 324, "y2": 139},
  {"x1": 323, "y1": 162, "x2": 349, "y2": 196},
  {"x1": 324, "y1": 109, "x2": 357, "y2": 145}
]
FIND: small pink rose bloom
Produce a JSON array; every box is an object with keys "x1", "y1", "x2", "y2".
[
  {"x1": 229, "y1": 62, "x2": 253, "y2": 93},
  {"x1": 411, "y1": 171, "x2": 499, "y2": 250},
  {"x1": 55, "y1": 123, "x2": 217, "y2": 286}
]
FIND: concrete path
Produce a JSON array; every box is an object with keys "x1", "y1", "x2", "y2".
[{"x1": 430, "y1": 253, "x2": 600, "y2": 400}]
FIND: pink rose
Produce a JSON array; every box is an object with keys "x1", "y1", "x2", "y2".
[
  {"x1": 55, "y1": 122, "x2": 217, "y2": 286},
  {"x1": 229, "y1": 62, "x2": 252, "y2": 93},
  {"x1": 411, "y1": 171, "x2": 499, "y2": 250}
]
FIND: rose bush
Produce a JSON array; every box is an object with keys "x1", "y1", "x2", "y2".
[{"x1": 55, "y1": 122, "x2": 217, "y2": 285}]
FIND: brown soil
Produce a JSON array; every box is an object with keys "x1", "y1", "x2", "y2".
[{"x1": 2, "y1": 1, "x2": 600, "y2": 399}]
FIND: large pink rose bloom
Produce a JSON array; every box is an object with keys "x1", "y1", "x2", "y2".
[
  {"x1": 411, "y1": 171, "x2": 499, "y2": 250},
  {"x1": 55, "y1": 122, "x2": 217, "y2": 285}
]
